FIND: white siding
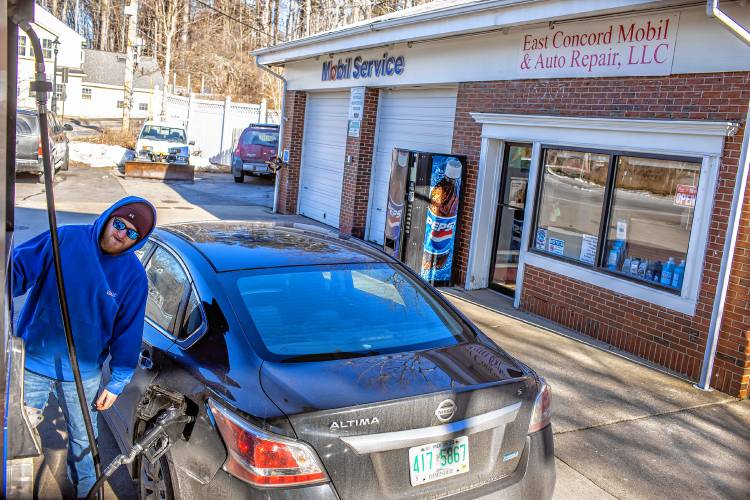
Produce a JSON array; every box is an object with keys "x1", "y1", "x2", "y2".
[
  {"x1": 366, "y1": 87, "x2": 458, "y2": 243},
  {"x1": 298, "y1": 92, "x2": 349, "y2": 227}
]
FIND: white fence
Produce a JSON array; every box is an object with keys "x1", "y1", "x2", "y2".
[{"x1": 152, "y1": 88, "x2": 280, "y2": 165}]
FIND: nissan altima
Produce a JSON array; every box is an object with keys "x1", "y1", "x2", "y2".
[{"x1": 102, "y1": 221, "x2": 555, "y2": 499}]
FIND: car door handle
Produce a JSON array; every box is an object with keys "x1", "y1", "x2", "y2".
[{"x1": 139, "y1": 350, "x2": 154, "y2": 370}]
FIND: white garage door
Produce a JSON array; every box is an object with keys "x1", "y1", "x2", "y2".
[
  {"x1": 298, "y1": 92, "x2": 349, "y2": 227},
  {"x1": 366, "y1": 87, "x2": 458, "y2": 243}
]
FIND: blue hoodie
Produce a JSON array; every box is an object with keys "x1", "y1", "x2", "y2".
[{"x1": 13, "y1": 196, "x2": 156, "y2": 395}]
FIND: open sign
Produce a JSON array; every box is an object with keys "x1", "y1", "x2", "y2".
[{"x1": 674, "y1": 184, "x2": 697, "y2": 208}]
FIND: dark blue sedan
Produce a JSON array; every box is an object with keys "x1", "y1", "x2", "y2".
[{"x1": 103, "y1": 221, "x2": 555, "y2": 499}]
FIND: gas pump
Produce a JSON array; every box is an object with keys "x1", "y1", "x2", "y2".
[
  {"x1": 3, "y1": 1, "x2": 42, "y2": 498},
  {"x1": 2, "y1": 2, "x2": 193, "y2": 498}
]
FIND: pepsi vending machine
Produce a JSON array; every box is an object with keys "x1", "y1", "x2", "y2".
[{"x1": 383, "y1": 149, "x2": 467, "y2": 286}]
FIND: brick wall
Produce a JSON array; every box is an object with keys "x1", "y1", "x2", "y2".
[
  {"x1": 450, "y1": 73, "x2": 750, "y2": 398},
  {"x1": 339, "y1": 88, "x2": 379, "y2": 238},
  {"x1": 276, "y1": 91, "x2": 307, "y2": 215}
]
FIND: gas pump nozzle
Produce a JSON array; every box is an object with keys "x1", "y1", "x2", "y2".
[{"x1": 85, "y1": 387, "x2": 194, "y2": 500}]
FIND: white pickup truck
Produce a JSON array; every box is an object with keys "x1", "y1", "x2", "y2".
[{"x1": 135, "y1": 121, "x2": 193, "y2": 162}]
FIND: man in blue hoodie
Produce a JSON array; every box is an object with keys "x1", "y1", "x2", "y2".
[{"x1": 13, "y1": 196, "x2": 156, "y2": 498}]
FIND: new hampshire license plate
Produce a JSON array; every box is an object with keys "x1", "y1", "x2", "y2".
[{"x1": 408, "y1": 436, "x2": 469, "y2": 486}]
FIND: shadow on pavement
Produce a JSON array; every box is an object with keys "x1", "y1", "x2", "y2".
[{"x1": 441, "y1": 287, "x2": 750, "y2": 500}]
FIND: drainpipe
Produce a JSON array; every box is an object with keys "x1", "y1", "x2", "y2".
[
  {"x1": 255, "y1": 57, "x2": 287, "y2": 214},
  {"x1": 698, "y1": 0, "x2": 750, "y2": 391}
]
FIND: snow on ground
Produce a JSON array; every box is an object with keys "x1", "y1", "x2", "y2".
[
  {"x1": 70, "y1": 141, "x2": 227, "y2": 171},
  {"x1": 69, "y1": 141, "x2": 133, "y2": 168},
  {"x1": 189, "y1": 155, "x2": 211, "y2": 168}
]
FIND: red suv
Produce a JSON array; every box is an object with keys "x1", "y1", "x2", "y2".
[{"x1": 231, "y1": 123, "x2": 279, "y2": 182}]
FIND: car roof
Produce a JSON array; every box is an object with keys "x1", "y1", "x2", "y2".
[
  {"x1": 245, "y1": 123, "x2": 279, "y2": 130},
  {"x1": 142, "y1": 121, "x2": 185, "y2": 129},
  {"x1": 158, "y1": 221, "x2": 387, "y2": 272}
]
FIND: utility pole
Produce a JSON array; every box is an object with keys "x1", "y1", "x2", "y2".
[
  {"x1": 51, "y1": 38, "x2": 59, "y2": 112},
  {"x1": 122, "y1": 0, "x2": 139, "y2": 132}
]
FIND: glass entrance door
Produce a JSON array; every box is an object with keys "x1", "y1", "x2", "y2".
[{"x1": 489, "y1": 143, "x2": 532, "y2": 296}]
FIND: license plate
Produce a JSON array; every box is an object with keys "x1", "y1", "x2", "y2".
[
  {"x1": 244, "y1": 163, "x2": 268, "y2": 172},
  {"x1": 408, "y1": 436, "x2": 469, "y2": 486}
]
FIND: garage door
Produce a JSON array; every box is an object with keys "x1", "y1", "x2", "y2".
[
  {"x1": 366, "y1": 87, "x2": 458, "y2": 243},
  {"x1": 298, "y1": 91, "x2": 349, "y2": 227}
]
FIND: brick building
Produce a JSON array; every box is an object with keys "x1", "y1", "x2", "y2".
[{"x1": 255, "y1": 0, "x2": 750, "y2": 398}]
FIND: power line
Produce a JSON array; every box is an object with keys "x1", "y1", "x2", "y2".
[{"x1": 192, "y1": 0, "x2": 277, "y2": 41}]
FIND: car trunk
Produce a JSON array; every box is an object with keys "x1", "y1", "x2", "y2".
[
  {"x1": 241, "y1": 144, "x2": 274, "y2": 163},
  {"x1": 16, "y1": 114, "x2": 39, "y2": 162},
  {"x1": 260, "y1": 341, "x2": 537, "y2": 499}
]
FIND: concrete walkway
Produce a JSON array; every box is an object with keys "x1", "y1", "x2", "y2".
[{"x1": 441, "y1": 287, "x2": 750, "y2": 500}]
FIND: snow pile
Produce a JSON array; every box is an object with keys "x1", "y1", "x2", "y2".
[
  {"x1": 189, "y1": 155, "x2": 211, "y2": 168},
  {"x1": 69, "y1": 141, "x2": 134, "y2": 168},
  {"x1": 190, "y1": 155, "x2": 229, "y2": 172}
]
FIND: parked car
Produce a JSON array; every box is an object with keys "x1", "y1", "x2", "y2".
[
  {"x1": 103, "y1": 221, "x2": 555, "y2": 499},
  {"x1": 135, "y1": 121, "x2": 194, "y2": 162},
  {"x1": 15, "y1": 108, "x2": 71, "y2": 178},
  {"x1": 231, "y1": 123, "x2": 279, "y2": 182}
]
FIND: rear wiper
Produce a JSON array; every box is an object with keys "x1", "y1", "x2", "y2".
[{"x1": 282, "y1": 350, "x2": 381, "y2": 363}]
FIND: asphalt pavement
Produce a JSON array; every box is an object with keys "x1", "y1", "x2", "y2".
[
  {"x1": 12, "y1": 165, "x2": 750, "y2": 499},
  {"x1": 442, "y1": 287, "x2": 749, "y2": 500}
]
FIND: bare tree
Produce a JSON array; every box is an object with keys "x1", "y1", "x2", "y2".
[
  {"x1": 99, "y1": 0, "x2": 110, "y2": 50},
  {"x1": 43, "y1": 0, "x2": 435, "y2": 107}
]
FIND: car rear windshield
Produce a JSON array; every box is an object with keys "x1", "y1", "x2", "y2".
[
  {"x1": 243, "y1": 130, "x2": 278, "y2": 147},
  {"x1": 232, "y1": 263, "x2": 468, "y2": 361},
  {"x1": 139, "y1": 125, "x2": 186, "y2": 143},
  {"x1": 16, "y1": 114, "x2": 37, "y2": 136}
]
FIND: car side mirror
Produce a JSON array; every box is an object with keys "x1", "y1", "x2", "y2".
[
  {"x1": 189, "y1": 140, "x2": 195, "y2": 146},
  {"x1": 63, "y1": 123, "x2": 73, "y2": 131}
]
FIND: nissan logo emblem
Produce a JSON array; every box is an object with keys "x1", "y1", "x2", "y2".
[{"x1": 435, "y1": 399, "x2": 457, "y2": 423}]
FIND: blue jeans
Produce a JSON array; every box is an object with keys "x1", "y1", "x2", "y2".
[{"x1": 24, "y1": 369, "x2": 101, "y2": 498}]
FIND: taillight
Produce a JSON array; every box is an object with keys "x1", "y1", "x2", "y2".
[
  {"x1": 37, "y1": 139, "x2": 43, "y2": 158},
  {"x1": 528, "y1": 379, "x2": 551, "y2": 433},
  {"x1": 207, "y1": 399, "x2": 328, "y2": 487}
]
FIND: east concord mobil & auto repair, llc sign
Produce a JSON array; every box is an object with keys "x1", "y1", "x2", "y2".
[
  {"x1": 518, "y1": 13, "x2": 679, "y2": 78},
  {"x1": 322, "y1": 53, "x2": 405, "y2": 81}
]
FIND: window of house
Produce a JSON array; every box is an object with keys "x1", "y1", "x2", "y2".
[
  {"x1": 81, "y1": 87, "x2": 91, "y2": 100},
  {"x1": 144, "y1": 247, "x2": 190, "y2": 333},
  {"x1": 17, "y1": 35, "x2": 26, "y2": 57},
  {"x1": 139, "y1": 102, "x2": 148, "y2": 111},
  {"x1": 117, "y1": 100, "x2": 125, "y2": 109},
  {"x1": 55, "y1": 84, "x2": 64, "y2": 102},
  {"x1": 42, "y1": 39, "x2": 53, "y2": 59},
  {"x1": 532, "y1": 147, "x2": 701, "y2": 293}
]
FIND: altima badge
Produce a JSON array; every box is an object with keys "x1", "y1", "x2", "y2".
[
  {"x1": 329, "y1": 417, "x2": 380, "y2": 431},
  {"x1": 435, "y1": 399, "x2": 457, "y2": 423}
]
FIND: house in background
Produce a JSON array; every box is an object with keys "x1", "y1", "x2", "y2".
[
  {"x1": 16, "y1": 3, "x2": 85, "y2": 115},
  {"x1": 17, "y1": 4, "x2": 163, "y2": 122},
  {"x1": 78, "y1": 48, "x2": 163, "y2": 120}
]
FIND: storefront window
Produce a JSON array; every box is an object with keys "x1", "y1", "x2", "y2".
[
  {"x1": 531, "y1": 147, "x2": 702, "y2": 294},
  {"x1": 603, "y1": 156, "x2": 700, "y2": 290},
  {"x1": 533, "y1": 149, "x2": 609, "y2": 264}
]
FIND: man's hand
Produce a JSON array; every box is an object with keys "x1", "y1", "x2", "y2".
[{"x1": 95, "y1": 389, "x2": 118, "y2": 411}]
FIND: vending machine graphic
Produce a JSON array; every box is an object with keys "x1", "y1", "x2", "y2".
[{"x1": 383, "y1": 149, "x2": 467, "y2": 286}]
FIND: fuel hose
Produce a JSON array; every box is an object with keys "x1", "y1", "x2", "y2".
[{"x1": 15, "y1": 18, "x2": 104, "y2": 500}]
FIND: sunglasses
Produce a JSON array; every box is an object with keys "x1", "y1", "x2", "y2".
[{"x1": 112, "y1": 217, "x2": 140, "y2": 241}]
